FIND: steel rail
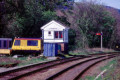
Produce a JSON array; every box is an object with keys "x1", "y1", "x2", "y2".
[
  {"x1": 0, "y1": 55, "x2": 89, "y2": 80},
  {"x1": 0, "y1": 52, "x2": 118, "y2": 80},
  {"x1": 46, "y1": 54, "x2": 119, "y2": 80},
  {"x1": 74, "y1": 55, "x2": 117, "y2": 80}
]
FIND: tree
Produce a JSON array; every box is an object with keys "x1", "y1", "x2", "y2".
[
  {"x1": 0, "y1": 0, "x2": 59, "y2": 37},
  {"x1": 60, "y1": 1, "x2": 116, "y2": 48},
  {"x1": 105, "y1": 7, "x2": 120, "y2": 48}
]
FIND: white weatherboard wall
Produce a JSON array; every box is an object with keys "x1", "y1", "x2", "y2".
[{"x1": 41, "y1": 20, "x2": 69, "y2": 43}]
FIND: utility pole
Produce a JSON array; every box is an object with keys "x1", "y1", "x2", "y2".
[
  {"x1": 101, "y1": 32, "x2": 103, "y2": 51},
  {"x1": 96, "y1": 32, "x2": 103, "y2": 51}
]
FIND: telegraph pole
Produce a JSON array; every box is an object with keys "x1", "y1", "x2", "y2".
[
  {"x1": 96, "y1": 32, "x2": 103, "y2": 51},
  {"x1": 101, "y1": 32, "x2": 103, "y2": 51}
]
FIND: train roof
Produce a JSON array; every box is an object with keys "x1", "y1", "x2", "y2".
[
  {"x1": 14, "y1": 38, "x2": 42, "y2": 40},
  {"x1": 0, "y1": 38, "x2": 12, "y2": 40}
]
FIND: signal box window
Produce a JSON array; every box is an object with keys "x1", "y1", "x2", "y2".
[
  {"x1": 27, "y1": 40, "x2": 38, "y2": 46},
  {"x1": 14, "y1": 40, "x2": 20, "y2": 46},
  {"x1": 48, "y1": 31, "x2": 51, "y2": 34},
  {"x1": 55, "y1": 31, "x2": 59, "y2": 38},
  {"x1": 4, "y1": 41, "x2": 7, "y2": 48},
  {"x1": 54, "y1": 31, "x2": 63, "y2": 39},
  {"x1": 59, "y1": 31, "x2": 63, "y2": 38}
]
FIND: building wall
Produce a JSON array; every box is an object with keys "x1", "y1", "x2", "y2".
[
  {"x1": 43, "y1": 22, "x2": 65, "y2": 31},
  {"x1": 64, "y1": 29, "x2": 69, "y2": 43},
  {"x1": 43, "y1": 43, "x2": 58, "y2": 57},
  {"x1": 44, "y1": 31, "x2": 54, "y2": 40},
  {"x1": 43, "y1": 30, "x2": 65, "y2": 43},
  {"x1": 41, "y1": 20, "x2": 69, "y2": 57},
  {"x1": 44, "y1": 40, "x2": 63, "y2": 43}
]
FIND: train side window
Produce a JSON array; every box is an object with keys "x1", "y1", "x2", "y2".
[
  {"x1": 27, "y1": 40, "x2": 38, "y2": 46},
  {"x1": 9, "y1": 41, "x2": 12, "y2": 48},
  {"x1": 3, "y1": 40, "x2": 7, "y2": 48},
  {"x1": 0, "y1": 41, "x2": 1, "y2": 48},
  {"x1": 14, "y1": 40, "x2": 20, "y2": 46}
]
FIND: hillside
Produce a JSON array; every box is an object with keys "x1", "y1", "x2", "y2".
[{"x1": 0, "y1": 0, "x2": 120, "y2": 49}]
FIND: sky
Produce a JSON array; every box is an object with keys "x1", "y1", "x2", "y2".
[{"x1": 74, "y1": 0, "x2": 120, "y2": 9}]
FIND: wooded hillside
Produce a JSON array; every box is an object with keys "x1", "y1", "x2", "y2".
[{"x1": 0, "y1": 0, "x2": 120, "y2": 50}]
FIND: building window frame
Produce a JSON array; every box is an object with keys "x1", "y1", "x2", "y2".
[
  {"x1": 48, "y1": 31, "x2": 51, "y2": 35},
  {"x1": 54, "y1": 31, "x2": 63, "y2": 39}
]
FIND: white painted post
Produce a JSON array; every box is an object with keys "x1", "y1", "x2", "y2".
[{"x1": 101, "y1": 32, "x2": 103, "y2": 51}]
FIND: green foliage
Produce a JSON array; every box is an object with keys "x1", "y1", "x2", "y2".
[
  {"x1": 42, "y1": 10, "x2": 57, "y2": 22},
  {"x1": 100, "y1": 59, "x2": 117, "y2": 71},
  {"x1": 63, "y1": 2, "x2": 116, "y2": 49},
  {"x1": 0, "y1": 0, "x2": 59, "y2": 37},
  {"x1": 0, "y1": 0, "x2": 118, "y2": 51},
  {"x1": 68, "y1": 29, "x2": 76, "y2": 50}
]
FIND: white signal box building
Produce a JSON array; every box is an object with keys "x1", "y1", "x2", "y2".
[{"x1": 41, "y1": 20, "x2": 69, "y2": 43}]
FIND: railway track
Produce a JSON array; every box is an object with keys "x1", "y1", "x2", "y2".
[
  {"x1": 47, "y1": 54, "x2": 119, "y2": 80},
  {"x1": 0, "y1": 52, "x2": 119, "y2": 80},
  {"x1": 0, "y1": 55, "x2": 90, "y2": 80}
]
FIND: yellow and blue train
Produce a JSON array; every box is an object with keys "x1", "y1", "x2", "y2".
[{"x1": 0, "y1": 38, "x2": 43, "y2": 55}]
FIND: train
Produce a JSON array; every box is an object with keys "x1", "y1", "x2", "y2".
[
  {"x1": 0, "y1": 38, "x2": 43, "y2": 56},
  {"x1": 0, "y1": 38, "x2": 67, "y2": 56}
]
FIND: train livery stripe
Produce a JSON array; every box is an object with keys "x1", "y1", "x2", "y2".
[{"x1": 15, "y1": 38, "x2": 41, "y2": 40}]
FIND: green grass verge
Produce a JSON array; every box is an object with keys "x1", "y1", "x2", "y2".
[
  {"x1": 16, "y1": 57, "x2": 48, "y2": 66},
  {"x1": 69, "y1": 52, "x2": 88, "y2": 56},
  {"x1": 81, "y1": 59, "x2": 117, "y2": 80},
  {"x1": 96, "y1": 59, "x2": 117, "y2": 80},
  {"x1": 0, "y1": 62, "x2": 14, "y2": 65},
  {"x1": 100, "y1": 59, "x2": 117, "y2": 71}
]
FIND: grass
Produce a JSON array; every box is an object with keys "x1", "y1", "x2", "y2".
[
  {"x1": 96, "y1": 59, "x2": 117, "y2": 80},
  {"x1": 16, "y1": 56, "x2": 48, "y2": 66},
  {"x1": 69, "y1": 48, "x2": 120, "y2": 56},
  {"x1": 0, "y1": 56, "x2": 17, "y2": 65},
  {"x1": 81, "y1": 76, "x2": 96, "y2": 80},
  {"x1": 101, "y1": 57, "x2": 120, "y2": 80},
  {"x1": 0, "y1": 62, "x2": 14, "y2": 65},
  {"x1": 58, "y1": 52, "x2": 73, "y2": 58},
  {"x1": 100, "y1": 59, "x2": 117, "y2": 71},
  {"x1": 80, "y1": 58, "x2": 117, "y2": 80},
  {"x1": 69, "y1": 49, "x2": 90, "y2": 56}
]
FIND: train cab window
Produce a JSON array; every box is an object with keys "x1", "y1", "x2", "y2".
[
  {"x1": 27, "y1": 40, "x2": 38, "y2": 46},
  {"x1": 14, "y1": 40, "x2": 20, "y2": 46},
  {"x1": 0, "y1": 41, "x2": 1, "y2": 48},
  {"x1": 3, "y1": 40, "x2": 7, "y2": 48}
]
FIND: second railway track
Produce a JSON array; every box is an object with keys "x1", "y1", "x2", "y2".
[{"x1": 47, "y1": 53, "x2": 119, "y2": 80}]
